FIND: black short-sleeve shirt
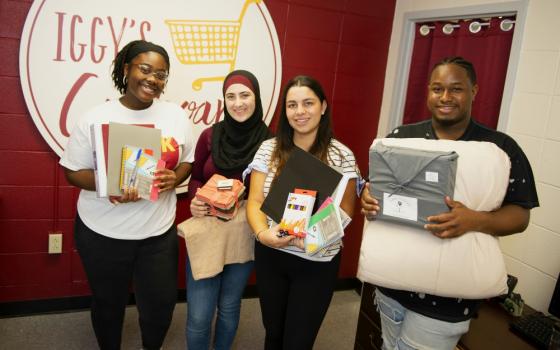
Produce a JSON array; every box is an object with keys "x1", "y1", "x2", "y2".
[{"x1": 378, "y1": 118, "x2": 539, "y2": 322}]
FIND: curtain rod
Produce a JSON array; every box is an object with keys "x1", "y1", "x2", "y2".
[{"x1": 419, "y1": 18, "x2": 515, "y2": 36}]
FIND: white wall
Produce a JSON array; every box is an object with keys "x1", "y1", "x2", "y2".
[{"x1": 378, "y1": 0, "x2": 560, "y2": 312}]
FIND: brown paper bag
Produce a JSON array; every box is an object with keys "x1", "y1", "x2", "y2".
[{"x1": 177, "y1": 201, "x2": 254, "y2": 280}]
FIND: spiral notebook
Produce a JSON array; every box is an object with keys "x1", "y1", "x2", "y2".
[
  {"x1": 106, "y1": 122, "x2": 161, "y2": 196},
  {"x1": 120, "y1": 145, "x2": 165, "y2": 201}
]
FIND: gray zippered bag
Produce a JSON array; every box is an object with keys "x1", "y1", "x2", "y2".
[{"x1": 369, "y1": 142, "x2": 458, "y2": 228}]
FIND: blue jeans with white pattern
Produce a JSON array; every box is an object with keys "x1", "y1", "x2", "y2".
[{"x1": 374, "y1": 289, "x2": 470, "y2": 350}]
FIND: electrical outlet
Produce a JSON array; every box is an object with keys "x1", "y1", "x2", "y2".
[{"x1": 48, "y1": 232, "x2": 63, "y2": 254}]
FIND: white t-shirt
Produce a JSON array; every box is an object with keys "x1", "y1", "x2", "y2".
[
  {"x1": 59, "y1": 99, "x2": 195, "y2": 239},
  {"x1": 250, "y1": 138, "x2": 359, "y2": 261}
]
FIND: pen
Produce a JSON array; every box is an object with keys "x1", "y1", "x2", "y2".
[{"x1": 128, "y1": 148, "x2": 142, "y2": 188}]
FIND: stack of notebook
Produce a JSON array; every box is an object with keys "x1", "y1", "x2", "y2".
[
  {"x1": 260, "y1": 146, "x2": 350, "y2": 257},
  {"x1": 119, "y1": 145, "x2": 165, "y2": 202},
  {"x1": 195, "y1": 174, "x2": 245, "y2": 220},
  {"x1": 90, "y1": 122, "x2": 161, "y2": 198}
]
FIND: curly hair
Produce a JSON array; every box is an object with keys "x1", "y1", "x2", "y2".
[{"x1": 111, "y1": 40, "x2": 170, "y2": 94}]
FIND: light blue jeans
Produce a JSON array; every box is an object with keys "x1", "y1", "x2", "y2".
[
  {"x1": 375, "y1": 289, "x2": 470, "y2": 350},
  {"x1": 186, "y1": 260, "x2": 253, "y2": 350}
]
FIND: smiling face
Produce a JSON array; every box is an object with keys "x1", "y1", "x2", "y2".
[
  {"x1": 224, "y1": 83, "x2": 256, "y2": 122},
  {"x1": 427, "y1": 63, "x2": 478, "y2": 128},
  {"x1": 285, "y1": 86, "x2": 327, "y2": 138},
  {"x1": 121, "y1": 51, "x2": 168, "y2": 110}
]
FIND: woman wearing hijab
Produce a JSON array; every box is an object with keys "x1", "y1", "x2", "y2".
[{"x1": 185, "y1": 70, "x2": 272, "y2": 350}]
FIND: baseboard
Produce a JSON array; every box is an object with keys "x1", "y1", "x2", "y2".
[
  {"x1": 0, "y1": 295, "x2": 93, "y2": 318},
  {"x1": 0, "y1": 278, "x2": 361, "y2": 318}
]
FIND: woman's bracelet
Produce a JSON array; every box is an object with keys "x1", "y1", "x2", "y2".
[{"x1": 255, "y1": 229, "x2": 266, "y2": 242}]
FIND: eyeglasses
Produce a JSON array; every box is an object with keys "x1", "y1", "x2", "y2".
[{"x1": 131, "y1": 63, "x2": 169, "y2": 81}]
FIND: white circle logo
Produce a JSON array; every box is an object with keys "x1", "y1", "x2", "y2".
[{"x1": 20, "y1": 0, "x2": 282, "y2": 157}]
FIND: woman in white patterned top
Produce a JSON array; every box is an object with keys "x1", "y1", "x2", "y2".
[{"x1": 246, "y1": 75, "x2": 358, "y2": 349}]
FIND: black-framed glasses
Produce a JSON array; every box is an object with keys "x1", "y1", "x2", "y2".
[{"x1": 131, "y1": 63, "x2": 169, "y2": 81}]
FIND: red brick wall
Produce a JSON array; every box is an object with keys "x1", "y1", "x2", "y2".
[{"x1": 0, "y1": 0, "x2": 395, "y2": 302}]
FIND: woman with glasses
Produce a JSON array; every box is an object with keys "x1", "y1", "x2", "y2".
[
  {"x1": 246, "y1": 75, "x2": 359, "y2": 349},
  {"x1": 59, "y1": 40, "x2": 194, "y2": 350}
]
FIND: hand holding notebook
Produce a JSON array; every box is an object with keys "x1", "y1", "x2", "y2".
[
  {"x1": 261, "y1": 146, "x2": 343, "y2": 223},
  {"x1": 120, "y1": 145, "x2": 165, "y2": 202}
]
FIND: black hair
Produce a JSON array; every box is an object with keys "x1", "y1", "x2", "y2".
[
  {"x1": 111, "y1": 40, "x2": 170, "y2": 94},
  {"x1": 272, "y1": 75, "x2": 333, "y2": 174},
  {"x1": 431, "y1": 56, "x2": 477, "y2": 85}
]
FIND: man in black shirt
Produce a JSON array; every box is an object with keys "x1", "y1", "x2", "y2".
[{"x1": 360, "y1": 56, "x2": 539, "y2": 349}]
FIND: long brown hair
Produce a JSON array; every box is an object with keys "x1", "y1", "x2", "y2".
[{"x1": 271, "y1": 75, "x2": 334, "y2": 176}]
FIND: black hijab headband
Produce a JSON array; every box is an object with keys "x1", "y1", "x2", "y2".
[
  {"x1": 211, "y1": 70, "x2": 272, "y2": 176},
  {"x1": 221, "y1": 69, "x2": 264, "y2": 130}
]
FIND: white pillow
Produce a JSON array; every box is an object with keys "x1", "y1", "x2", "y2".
[{"x1": 357, "y1": 138, "x2": 511, "y2": 299}]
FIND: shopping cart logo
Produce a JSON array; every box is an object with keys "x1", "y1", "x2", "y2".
[
  {"x1": 166, "y1": 0, "x2": 259, "y2": 90},
  {"x1": 20, "y1": 0, "x2": 282, "y2": 160}
]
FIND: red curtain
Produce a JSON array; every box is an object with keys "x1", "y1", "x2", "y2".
[{"x1": 402, "y1": 17, "x2": 515, "y2": 129}]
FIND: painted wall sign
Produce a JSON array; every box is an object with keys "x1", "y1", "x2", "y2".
[{"x1": 20, "y1": 0, "x2": 282, "y2": 158}]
